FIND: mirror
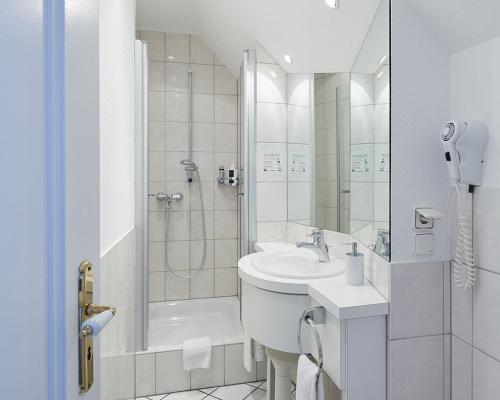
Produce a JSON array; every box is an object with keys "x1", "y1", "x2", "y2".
[{"x1": 286, "y1": 0, "x2": 390, "y2": 259}]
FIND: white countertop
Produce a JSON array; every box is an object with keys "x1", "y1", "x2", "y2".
[{"x1": 238, "y1": 242, "x2": 388, "y2": 320}]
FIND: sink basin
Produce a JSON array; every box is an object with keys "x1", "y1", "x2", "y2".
[{"x1": 251, "y1": 250, "x2": 344, "y2": 279}]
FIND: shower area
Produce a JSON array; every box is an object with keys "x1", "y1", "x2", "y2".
[{"x1": 134, "y1": 32, "x2": 264, "y2": 398}]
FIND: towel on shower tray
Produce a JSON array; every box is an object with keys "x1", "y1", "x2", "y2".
[{"x1": 183, "y1": 336, "x2": 212, "y2": 371}]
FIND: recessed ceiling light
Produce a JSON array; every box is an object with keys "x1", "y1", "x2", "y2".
[
  {"x1": 325, "y1": 0, "x2": 339, "y2": 8},
  {"x1": 270, "y1": 70, "x2": 277, "y2": 78},
  {"x1": 376, "y1": 70, "x2": 384, "y2": 79},
  {"x1": 283, "y1": 54, "x2": 293, "y2": 64},
  {"x1": 167, "y1": 55, "x2": 174, "y2": 60},
  {"x1": 377, "y1": 55, "x2": 387, "y2": 65}
]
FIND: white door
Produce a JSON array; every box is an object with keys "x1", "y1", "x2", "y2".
[{"x1": 0, "y1": 1, "x2": 101, "y2": 399}]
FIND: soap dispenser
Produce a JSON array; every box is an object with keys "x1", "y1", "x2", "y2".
[{"x1": 345, "y1": 242, "x2": 364, "y2": 286}]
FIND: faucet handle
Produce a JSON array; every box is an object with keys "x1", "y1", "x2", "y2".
[{"x1": 307, "y1": 228, "x2": 322, "y2": 237}]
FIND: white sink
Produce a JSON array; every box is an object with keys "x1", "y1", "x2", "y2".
[{"x1": 251, "y1": 250, "x2": 344, "y2": 279}]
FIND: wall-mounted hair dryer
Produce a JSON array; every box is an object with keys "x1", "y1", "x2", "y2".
[
  {"x1": 440, "y1": 120, "x2": 489, "y2": 289},
  {"x1": 440, "y1": 120, "x2": 488, "y2": 186}
]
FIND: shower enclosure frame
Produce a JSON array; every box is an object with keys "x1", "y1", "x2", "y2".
[{"x1": 135, "y1": 40, "x2": 149, "y2": 351}]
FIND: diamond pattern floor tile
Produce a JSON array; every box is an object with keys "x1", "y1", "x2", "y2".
[{"x1": 210, "y1": 384, "x2": 255, "y2": 400}]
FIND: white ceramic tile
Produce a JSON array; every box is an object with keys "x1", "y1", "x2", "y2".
[
  {"x1": 473, "y1": 268, "x2": 500, "y2": 360},
  {"x1": 149, "y1": 121, "x2": 166, "y2": 152},
  {"x1": 288, "y1": 182, "x2": 311, "y2": 221},
  {"x1": 166, "y1": 92, "x2": 189, "y2": 122},
  {"x1": 165, "y1": 241, "x2": 190, "y2": 270},
  {"x1": 256, "y1": 359, "x2": 267, "y2": 382},
  {"x1": 287, "y1": 74, "x2": 311, "y2": 107},
  {"x1": 350, "y1": 183, "x2": 373, "y2": 222},
  {"x1": 190, "y1": 210, "x2": 215, "y2": 240},
  {"x1": 256, "y1": 182, "x2": 287, "y2": 222},
  {"x1": 166, "y1": 390, "x2": 206, "y2": 400},
  {"x1": 215, "y1": 65, "x2": 237, "y2": 95},
  {"x1": 215, "y1": 95, "x2": 237, "y2": 124},
  {"x1": 190, "y1": 35, "x2": 214, "y2": 64},
  {"x1": 323, "y1": 74, "x2": 339, "y2": 103},
  {"x1": 149, "y1": 271, "x2": 165, "y2": 302},
  {"x1": 215, "y1": 268, "x2": 238, "y2": 296},
  {"x1": 165, "y1": 62, "x2": 189, "y2": 92},
  {"x1": 191, "y1": 346, "x2": 225, "y2": 389},
  {"x1": 374, "y1": 103, "x2": 390, "y2": 143},
  {"x1": 256, "y1": 143, "x2": 287, "y2": 183},
  {"x1": 350, "y1": 105, "x2": 374, "y2": 144},
  {"x1": 373, "y1": 183, "x2": 389, "y2": 222},
  {"x1": 165, "y1": 32, "x2": 189, "y2": 63},
  {"x1": 374, "y1": 65, "x2": 389, "y2": 105},
  {"x1": 136, "y1": 353, "x2": 156, "y2": 397},
  {"x1": 165, "y1": 122, "x2": 189, "y2": 152},
  {"x1": 192, "y1": 64, "x2": 214, "y2": 94},
  {"x1": 246, "y1": 388, "x2": 266, "y2": 400},
  {"x1": 451, "y1": 272, "x2": 473, "y2": 343},
  {"x1": 190, "y1": 268, "x2": 214, "y2": 298},
  {"x1": 287, "y1": 105, "x2": 311, "y2": 144},
  {"x1": 165, "y1": 151, "x2": 190, "y2": 181},
  {"x1": 166, "y1": 211, "x2": 190, "y2": 241},
  {"x1": 451, "y1": 336, "x2": 472, "y2": 400},
  {"x1": 165, "y1": 270, "x2": 190, "y2": 300},
  {"x1": 214, "y1": 210, "x2": 238, "y2": 239},
  {"x1": 224, "y1": 345, "x2": 257, "y2": 385},
  {"x1": 149, "y1": 91, "x2": 166, "y2": 121},
  {"x1": 149, "y1": 152, "x2": 166, "y2": 182},
  {"x1": 315, "y1": 103, "x2": 325, "y2": 130},
  {"x1": 389, "y1": 261, "x2": 444, "y2": 339},
  {"x1": 474, "y1": 187, "x2": 500, "y2": 274},
  {"x1": 199, "y1": 387, "x2": 218, "y2": 394},
  {"x1": 256, "y1": 221, "x2": 287, "y2": 242},
  {"x1": 192, "y1": 151, "x2": 215, "y2": 182},
  {"x1": 149, "y1": 211, "x2": 166, "y2": 241},
  {"x1": 149, "y1": 241, "x2": 165, "y2": 271},
  {"x1": 191, "y1": 239, "x2": 214, "y2": 269},
  {"x1": 256, "y1": 103, "x2": 286, "y2": 142},
  {"x1": 472, "y1": 348, "x2": 500, "y2": 400},
  {"x1": 149, "y1": 61, "x2": 166, "y2": 91},
  {"x1": 257, "y1": 63, "x2": 285, "y2": 103},
  {"x1": 214, "y1": 184, "x2": 237, "y2": 210},
  {"x1": 350, "y1": 73, "x2": 374, "y2": 106},
  {"x1": 214, "y1": 124, "x2": 237, "y2": 153},
  {"x1": 140, "y1": 30, "x2": 165, "y2": 61},
  {"x1": 193, "y1": 93, "x2": 214, "y2": 123},
  {"x1": 323, "y1": 101, "x2": 337, "y2": 129},
  {"x1": 114, "y1": 354, "x2": 135, "y2": 399},
  {"x1": 214, "y1": 239, "x2": 238, "y2": 268},
  {"x1": 156, "y1": 351, "x2": 190, "y2": 393},
  {"x1": 389, "y1": 336, "x2": 444, "y2": 400},
  {"x1": 192, "y1": 123, "x2": 214, "y2": 152},
  {"x1": 191, "y1": 181, "x2": 215, "y2": 211}
]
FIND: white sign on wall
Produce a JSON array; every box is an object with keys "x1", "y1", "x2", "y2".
[
  {"x1": 263, "y1": 152, "x2": 283, "y2": 173},
  {"x1": 352, "y1": 153, "x2": 370, "y2": 173},
  {"x1": 378, "y1": 153, "x2": 389, "y2": 173},
  {"x1": 289, "y1": 153, "x2": 306, "y2": 173}
]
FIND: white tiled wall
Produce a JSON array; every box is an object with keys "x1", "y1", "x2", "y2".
[
  {"x1": 100, "y1": 228, "x2": 136, "y2": 400},
  {"x1": 139, "y1": 30, "x2": 239, "y2": 302},
  {"x1": 135, "y1": 344, "x2": 267, "y2": 397},
  {"x1": 448, "y1": 37, "x2": 500, "y2": 400},
  {"x1": 314, "y1": 73, "x2": 351, "y2": 232},
  {"x1": 350, "y1": 68, "x2": 389, "y2": 246}
]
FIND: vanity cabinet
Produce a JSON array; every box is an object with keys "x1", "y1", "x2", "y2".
[{"x1": 309, "y1": 300, "x2": 386, "y2": 400}]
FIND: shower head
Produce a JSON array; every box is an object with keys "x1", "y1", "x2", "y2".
[{"x1": 180, "y1": 158, "x2": 198, "y2": 171}]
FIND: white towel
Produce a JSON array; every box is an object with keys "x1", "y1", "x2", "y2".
[
  {"x1": 296, "y1": 354, "x2": 324, "y2": 400},
  {"x1": 243, "y1": 331, "x2": 253, "y2": 372},
  {"x1": 183, "y1": 336, "x2": 212, "y2": 371}
]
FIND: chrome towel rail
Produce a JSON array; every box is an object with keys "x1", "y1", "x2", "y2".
[{"x1": 297, "y1": 306, "x2": 325, "y2": 377}]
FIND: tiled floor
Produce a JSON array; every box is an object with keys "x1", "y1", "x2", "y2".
[{"x1": 136, "y1": 380, "x2": 296, "y2": 400}]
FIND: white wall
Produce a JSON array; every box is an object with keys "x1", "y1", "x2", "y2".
[
  {"x1": 391, "y1": 0, "x2": 451, "y2": 262},
  {"x1": 449, "y1": 36, "x2": 500, "y2": 400},
  {"x1": 100, "y1": 0, "x2": 136, "y2": 255}
]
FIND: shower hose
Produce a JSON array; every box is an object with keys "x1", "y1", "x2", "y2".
[{"x1": 163, "y1": 169, "x2": 207, "y2": 280}]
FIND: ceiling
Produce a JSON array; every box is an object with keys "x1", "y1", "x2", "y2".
[
  {"x1": 407, "y1": 0, "x2": 500, "y2": 53},
  {"x1": 136, "y1": 0, "x2": 383, "y2": 75}
]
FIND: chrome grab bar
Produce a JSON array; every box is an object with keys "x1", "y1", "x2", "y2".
[{"x1": 297, "y1": 306, "x2": 325, "y2": 377}]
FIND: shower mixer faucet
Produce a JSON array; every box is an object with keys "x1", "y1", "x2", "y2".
[{"x1": 148, "y1": 192, "x2": 184, "y2": 208}]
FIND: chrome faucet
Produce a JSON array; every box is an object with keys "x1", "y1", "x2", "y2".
[{"x1": 296, "y1": 229, "x2": 331, "y2": 262}]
